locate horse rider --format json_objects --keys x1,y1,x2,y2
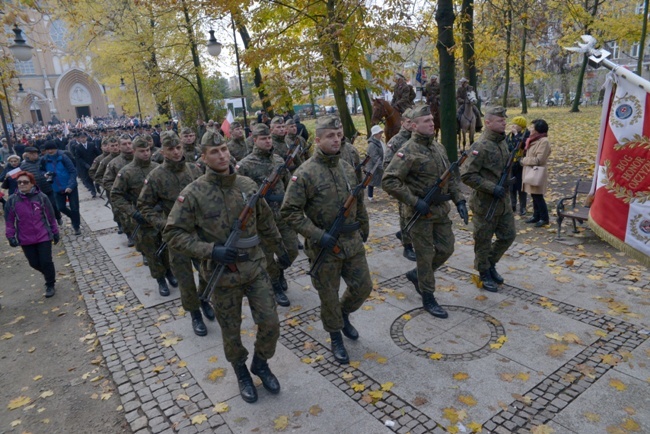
[
  {"x1": 456, "y1": 78, "x2": 483, "y2": 132},
  {"x1": 424, "y1": 76, "x2": 440, "y2": 107},
  {"x1": 391, "y1": 73, "x2": 416, "y2": 115}
]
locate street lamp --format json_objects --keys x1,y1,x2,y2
[
  {"x1": 207, "y1": 30, "x2": 222, "y2": 57},
  {"x1": 119, "y1": 69, "x2": 143, "y2": 123},
  {"x1": 119, "y1": 77, "x2": 126, "y2": 92}
]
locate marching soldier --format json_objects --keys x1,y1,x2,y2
[
  {"x1": 460, "y1": 106, "x2": 516, "y2": 292},
  {"x1": 337, "y1": 129, "x2": 362, "y2": 183},
  {"x1": 281, "y1": 116, "x2": 372, "y2": 365},
  {"x1": 285, "y1": 119, "x2": 307, "y2": 158},
  {"x1": 138, "y1": 133, "x2": 208, "y2": 334},
  {"x1": 391, "y1": 73, "x2": 416, "y2": 114},
  {"x1": 104, "y1": 135, "x2": 135, "y2": 240},
  {"x1": 111, "y1": 136, "x2": 177, "y2": 295},
  {"x1": 227, "y1": 122, "x2": 248, "y2": 162},
  {"x1": 236, "y1": 124, "x2": 297, "y2": 307},
  {"x1": 163, "y1": 136, "x2": 287, "y2": 404},
  {"x1": 382, "y1": 104, "x2": 468, "y2": 319},
  {"x1": 270, "y1": 116, "x2": 302, "y2": 169},
  {"x1": 88, "y1": 138, "x2": 110, "y2": 195}
]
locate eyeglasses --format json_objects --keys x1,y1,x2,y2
[{"x1": 17, "y1": 180, "x2": 32, "y2": 185}]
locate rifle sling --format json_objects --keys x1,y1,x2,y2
[
  {"x1": 234, "y1": 235, "x2": 260, "y2": 249},
  {"x1": 339, "y1": 222, "x2": 360, "y2": 234},
  {"x1": 264, "y1": 193, "x2": 285, "y2": 203}
]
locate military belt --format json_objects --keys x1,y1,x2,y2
[
  {"x1": 234, "y1": 235, "x2": 260, "y2": 249},
  {"x1": 265, "y1": 194, "x2": 284, "y2": 203},
  {"x1": 339, "y1": 222, "x2": 361, "y2": 234}
]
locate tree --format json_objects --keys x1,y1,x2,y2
[{"x1": 436, "y1": 0, "x2": 458, "y2": 162}]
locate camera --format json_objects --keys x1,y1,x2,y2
[{"x1": 45, "y1": 171, "x2": 56, "y2": 183}]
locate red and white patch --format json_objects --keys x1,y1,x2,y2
[
  {"x1": 291, "y1": 175, "x2": 298, "y2": 182},
  {"x1": 117, "y1": 173, "x2": 122, "y2": 177},
  {"x1": 144, "y1": 179, "x2": 148, "y2": 184},
  {"x1": 177, "y1": 195, "x2": 185, "y2": 203},
  {"x1": 235, "y1": 164, "x2": 240, "y2": 170},
  {"x1": 472, "y1": 150, "x2": 479, "y2": 155},
  {"x1": 396, "y1": 152, "x2": 405, "y2": 159}
]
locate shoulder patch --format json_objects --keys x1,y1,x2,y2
[
  {"x1": 235, "y1": 164, "x2": 240, "y2": 170},
  {"x1": 291, "y1": 175, "x2": 298, "y2": 182},
  {"x1": 396, "y1": 152, "x2": 405, "y2": 159},
  {"x1": 144, "y1": 179, "x2": 148, "y2": 184},
  {"x1": 177, "y1": 195, "x2": 185, "y2": 203},
  {"x1": 117, "y1": 173, "x2": 122, "y2": 177},
  {"x1": 472, "y1": 150, "x2": 479, "y2": 155}
]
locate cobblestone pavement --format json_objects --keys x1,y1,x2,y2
[{"x1": 66, "y1": 188, "x2": 650, "y2": 434}]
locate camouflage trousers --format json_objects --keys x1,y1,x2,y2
[
  {"x1": 205, "y1": 265, "x2": 279, "y2": 364},
  {"x1": 170, "y1": 254, "x2": 206, "y2": 312},
  {"x1": 399, "y1": 202, "x2": 412, "y2": 246},
  {"x1": 137, "y1": 227, "x2": 169, "y2": 279},
  {"x1": 310, "y1": 250, "x2": 372, "y2": 333},
  {"x1": 265, "y1": 218, "x2": 299, "y2": 283},
  {"x1": 471, "y1": 211, "x2": 516, "y2": 272},
  {"x1": 410, "y1": 216, "x2": 455, "y2": 294}
]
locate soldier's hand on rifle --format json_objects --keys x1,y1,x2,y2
[
  {"x1": 277, "y1": 250, "x2": 291, "y2": 269},
  {"x1": 318, "y1": 231, "x2": 337, "y2": 250},
  {"x1": 493, "y1": 185, "x2": 506, "y2": 199},
  {"x1": 456, "y1": 200, "x2": 469, "y2": 225},
  {"x1": 212, "y1": 245, "x2": 238, "y2": 264},
  {"x1": 430, "y1": 190, "x2": 452, "y2": 205},
  {"x1": 132, "y1": 211, "x2": 147, "y2": 225},
  {"x1": 361, "y1": 231, "x2": 369, "y2": 243},
  {"x1": 414, "y1": 199, "x2": 431, "y2": 216}
]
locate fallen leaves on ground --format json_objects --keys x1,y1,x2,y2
[
  {"x1": 7, "y1": 396, "x2": 31, "y2": 410},
  {"x1": 191, "y1": 414, "x2": 207, "y2": 425},
  {"x1": 531, "y1": 425, "x2": 555, "y2": 434},
  {"x1": 274, "y1": 415, "x2": 289, "y2": 431},
  {"x1": 309, "y1": 405, "x2": 322, "y2": 416},
  {"x1": 207, "y1": 368, "x2": 225, "y2": 381},
  {"x1": 213, "y1": 402, "x2": 229, "y2": 413},
  {"x1": 609, "y1": 378, "x2": 627, "y2": 391},
  {"x1": 453, "y1": 372, "x2": 470, "y2": 381}
]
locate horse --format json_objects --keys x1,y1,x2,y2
[
  {"x1": 427, "y1": 94, "x2": 441, "y2": 140},
  {"x1": 457, "y1": 90, "x2": 477, "y2": 152},
  {"x1": 371, "y1": 98, "x2": 401, "y2": 143}
]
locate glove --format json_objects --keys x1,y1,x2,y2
[
  {"x1": 456, "y1": 201, "x2": 469, "y2": 225},
  {"x1": 361, "y1": 231, "x2": 369, "y2": 243},
  {"x1": 276, "y1": 250, "x2": 291, "y2": 269},
  {"x1": 132, "y1": 211, "x2": 147, "y2": 225},
  {"x1": 414, "y1": 199, "x2": 431, "y2": 216},
  {"x1": 8, "y1": 237, "x2": 18, "y2": 247},
  {"x1": 53, "y1": 234, "x2": 60, "y2": 245},
  {"x1": 493, "y1": 185, "x2": 506, "y2": 199},
  {"x1": 318, "y1": 231, "x2": 337, "y2": 251},
  {"x1": 430, "y1": 189, "x2": 452, "y2": 205},
  {"x1": 211, "y1": 245, "x2": 238, "y2": 264}
]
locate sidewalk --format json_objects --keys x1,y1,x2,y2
[{"x1": 66, "y1": 188, "x2": 649, "y2": 434}]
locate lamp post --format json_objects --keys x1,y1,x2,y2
[{"x1": 120, "y1": 67, "x2": 143, "y2": 124}]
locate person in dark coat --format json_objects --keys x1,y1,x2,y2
[
  {"x1": 20, "y1": 146, "x2": 62, "y2": 224},
  {"x1": 73, "y1": 133, "x2": 100, "y2": 197}
]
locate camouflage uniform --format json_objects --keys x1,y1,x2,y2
[
  {"x1": 151, "y1": 148, "x2": 164, "y2": 164},
  {"x1": 138, "y1": 157, "x2": 203, "y2": 310},
  {"x1": 228, "y1": 137, "x2": 248, "y2": 162},
  {"x1": 104, "y1": 152, "x2": 134, "y2": 232},
  {"x1": 281, "y1": 146, "x2": 372, "y2": 333},
  {"x1": 339, "y1": 138, "x2": 362, "y2": 183},
  {"x1": 384, "y1": 116, "x2": 413, "y2": 249},
  {"x1": 245, "y1": 135, "x2": 255, "y2": 156},
  {"x1": 383, "y1": 131, "x2": 464, "y2": 294},
  {"x1": 88, "y1": 151, "x2": 109, "y2": 181},
  {"x1": 460, "y1": 108, "x2": 516, "y2": 275},
  {"x1": 391, "y1": 76, "x2": 416, "y2": 114},
  {"x1": 163, "y1": 167, "x2": 284, "y2": 364},
  {"x1": 94, "y1": 151, "x2": 119, "y2": 184},
  {"x1": 111, "y1": 152, "x2": 168, "y2": 278}
]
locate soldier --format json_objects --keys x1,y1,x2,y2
[
  {"x1": 138, "y1": 132, "x2": 209, "y2": 335},
  {"x1": 163, "y1": 136, "x2": 287, "y2": 404},
  {"x1": 424, "y1": 75, "x2": 440, "y2": 107},
  {"x1": 100, "y1": 135, "x2": 131, "y2": 236},
  {"x1": 460, "y1": 106, "x2": 516, "y2": 292},
  {"x1": 337, "y1": 129, "x2": 362, "y2": 183},
  {"x1": 227, "y1": 122, "x2": 248, "y2": 162},
  {"x1": 284, "y1": 119, "x2": 307, "y2": 158},
  {"x1": 236, "y1": 124, "x2": 297, "y2": 307},
  {"x1": 270, "y1": 116, "x2": 302, "y2": 169},
  {"x1": 391, "y1": 73, "x2": 416, "y2": 114},
  {"x1": 281, "y1": 116, "x2": 372, "y2": 365},
  {"x1": 382, "y1": 104, "x2": 468, "y2": 319},
  {"x1": 456, "y1": 78, "x2": 483, "y2": 131},
  {"x1": 88, "y1": 137, "x2": 110, "y2": 194},
  {"x1": 111, "y1": 136, "x2": 177, "y2": 295},
  {"x1": 383, "y1": 109, "x2": 417, "y2": 262}
]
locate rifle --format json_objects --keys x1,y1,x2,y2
[
  {"x1": 155, "y1": 242, "x2": 167, "y2": 259},
  {"x1": 486, "y1": 137, "x2": 523, "y2": 222},
  {"x1": 129, "y1": 223, "x2": 141, "y2": 243},
  {"x1": 404, "y1": 151, "x2": 469, "y2": 234},
  {"x1": 308, "y1": 155, "x2": 378, "y2": 277},
  {"x1": 104, "y1": 197, "x2": 111, "y2": 209}
]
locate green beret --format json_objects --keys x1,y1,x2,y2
[
  {"x1": 284, "y1": 119, "x2": 295, "y2": 126},
  {"x1": 132, "y1": 135, "x2": 149, "y2": 149},
  {"x1": 402, "y1": 108, "x2": 415, "y2": 120},
  {"x1": 270, "y1": 116, "x2": 285, "y2": 125},
  {"x1": 315, "y1": 115, "x2": 342, "y2": 131},
  {"x1": 485, "y1": 106, "x2": 508, "y2": 118},
  {"x1": 180, "y1": 127, "x2": 194, "y2": 135},
  {"x1": 252, "y1": 123, "x2": 270, "y2": 137},
  {"x1": 161, "y1": 131, "x2": 180, "y2": 148},
  {"x1": 230, "y1": 121, "x2": 242, "y2": 129},
  {"x1": 411, "y1": 103, "x2": 431, "y2": 118},
  {"x1": 201, "y1": 130, "x2": 224, "y2": 146}
]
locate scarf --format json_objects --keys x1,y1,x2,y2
[{"x1": 525, "y1": 132, "x2": 547, "y2": 150}]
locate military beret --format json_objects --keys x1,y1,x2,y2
[
  {"x1": 512, "y1": 116, "x2": 527, "y2": 128},
  {"x1": 315, "y1": 115, "x2": 342, "y2": 131},
  {"x1": 230, "y1": 121, "x2": 242, "y2": 129},
  {"x1": 132, "y1": 135, "x2": 149, "y2": 149},
  {"x1": 411, "y1": 103, "x2": 431, "y2": 118},
  {"x1": 396, "y1": 73, "x2": 406, "y2": 80},
  {"x1": 161, "y1": 131, "x2": 181, "y2": 148},
  {"x1": 24, "y1": 146, "x2": 39, "y2": 153},
  {"x1": 252, "y1": 123, "x2": 270, "y2": 137},
  {"x1": 284, "y1": 119, "x2": 295, "y2": 126},
  {"x1": 460, "y1": 77, "x2": 469, "y2": 83},
  {"x1": 402, "y1": 108, "x2": 415, "y2": 120},
  {"x1": 180, "y1": 127, "x2": 194, "y2": 135},
  {"x1": 270, "y1": 116, "x2": 285, "y2": 125},
  {"x1": 485, "y1": 106, "x2": 508, "y2": 118},
  {"x1": 201, "y1": 130, "x2": 224, "y2": 146}
]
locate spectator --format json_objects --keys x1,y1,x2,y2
[
  {"x1": 5, "y1": 171, "x2": 60, "y2": 298},
  {"x1": 1, "y1": 155, "x2": 22, "y2": 197},
  {"x1": 366, "y1": 125, "x2": 385, "y2": 202},
  {"x1": 522, "y1": 119, "x2": 552, "y2": 227},
  {"x1": 42, "y1": 141, "x2": 81, "y2": 235},
  {"x1": 13, "y1": 139, "x2": 26, "y2": 159},
  {"x1": 294, "y1": 115, "x2": 309, "y2": 142},
  {"x1": 20, "y1": 146, "x2": 63, "y2": 225},
  {"x1": 506, "y1": 117, "x2": 530, "y2": 216},
  {"x1": 0, "y1": 138, "x2": 11, "y2": 163}
]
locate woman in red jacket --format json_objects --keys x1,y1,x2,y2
[{"x1": 5, "y1": 171, "x2": 60, "y2": 297}]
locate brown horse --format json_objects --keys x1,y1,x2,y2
[{"x1": 371, "y1": 98, "x2": 401, "y2": 143}]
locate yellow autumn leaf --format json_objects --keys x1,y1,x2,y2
[
  {"x1": 470, "y1": 274, "x2": 483, "y2": 288},
  {"x1": 362, "y1": 305, "x2": 374, "y2": 310},
  {"x1": 208, "y1": 368, "x2": 225, "y2": 381},
  {"x1": 458, "y1": 395, "x2": 477, "y2": 407},
  {"x1": 562, "y1": 333, "x2": 582, "y2": 344},
  {"x1": 213, "y1": 402, "x2": 229, "y2": 413},
  {"x1": 547, "y1": 344, "x2": 568, "y2": 357},
  {"x1": 351, "y1": 383, "x2": 365, "y2": 392},
  {"x1": 555, "y1": 276, "x2": 572, "y2": 283},
  {"x1": 152, "y1": 366, "x2": 165, "y2": 373},
  {"x1": 10, "y1": 420, "x2": 21, "y2": 427},
  {"x1": 285, "y1": 318, "x2": 300, "y2": 327},
  {"x1": 429, "y1": 353, "x2": 443, "y2": 360},
  {"x1": 309, "y1": 405, "x2": 322, "y2": 416},
  {"x1": 620, "y1": 418, "x2": 641, "y2": 431},
  {"x1": 475, "y1": 294, "x2": 488, "y2": 301},
  {"x1": 381, "y1": 381, "x2": 394, "y2": 391},
  {"x1": 178, "y1": 361, "x2": 187, "y2": 368},
  {"x1": 376, "y1": 356, "x2": 388, "y2": 364},
  {"x1": 545, "y1": 332, "x2": 563, "y2": 341},
  {"x1": 7, "y1": 396, "x2": 31, "y2": 410},
  {"x1": 301, "y1": 357, "x2": 314, "y2": 364},
  {"x1": 342, "y1": 372, "x2": 354, "y2": 380},
  {"x1": 593, "y1": 260, "x2": 609, "y2": 267},
  {"x1": 274, "y1": 415, "x2": 289, "y2": 431},
  {"x1": 490, "y1": 342, "x2": 503, "y2": 349},
  {"x1": 33, "y1": 375, "x2": 43, "y2": 381},
  {"x1": 467, "y1": 421, "x2": 483, "y2": 432},
  {"x1": 1, "y1": 332, "x2": 15, "y2": 340},
  {"x1": 100, "y1": 393, "x2": 112, "y2": 400},
  {"x1": 40, "y1": 390, "x2": 54, "y2": 399},
  {"x1": 516, "y1": 372, "x2": 530, "y2": 382},
  {"x1": 496, "y1": 335, "x2": 508, "y2": 344},
  {"x1": 601, "y1": 354, "x2": 621, "y2": 366},
  {"x1": 529, "y1": 324, "x2": 541, "y2": 331},
  {"x1": 162, "y1": 336, "x2": 181, "y2": 347},
  {"x1": 176, "y1": 394, "x2": 190, "y2": 401},
  {"x1": 6, "y1": 315, "x2": 25, "y2": 325},
  {"x1": 191, "y1": 414, "x2": 207, "y2": 425},
  {"x1": 350, "y1": 361, "x2": 360, "y2": 368},
  {"x1": 595, "y1": 330, "x2": 608, "y2": 337},
  {"x1": 609, "y1": 379, "x2": 627, "y2": 391},
  {"x1": 208, "y1": 356, "x2": 218, "y2": 363},
  {"x1": 583, "y1": 412, "x2": 601, "y2": 422},
  {"x1": 531, "y1": 424, "x2": 555, "y2": 434},
  {"x1": 453, "y1": 372, "x2": 470, "y2": 381},
  {"x1": 368, "y1": 390, "x2": 383, "y2": 400}
]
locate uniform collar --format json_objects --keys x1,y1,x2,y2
[
  {"x1": 183, "y1": 143, "x2": 196, "y2": 151},
  {"x1": 412, "y1": 132, "x2": 434, "y2": 146},
  {"x1": 399, "y1": 128, "x2": 411, "y2": 138},
  {"x1": 272, "y1": 134, "x2": 285, "y2": 143},
  {"x1": 134, "y1": 157, "x2": 151, "y2": 168},
  {"x1": 121, "y1": 151, "x2": 134, "y2": 161},
  {"x1": 252, "y1": 146, "x2": 273, "y2": 158},
  {"x1": 314, "y1": 147, "x2": 340, "y2": 168},
  {"x1": 483, "y1": 129, "x2": 506, "y2": 143},
  {"x1": 163, "y1": 156, "x2": 187, "y2": 172},
  {"x1": 205, "y1": 166, "x2": 236, "y2": 187}
]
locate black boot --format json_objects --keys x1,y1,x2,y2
[
  {"x1": 329, "y1": 332, "x2": 349, "y2": 364},
  {"x1": 489, "y1": 265, "x2": 504, "y2": 285},
  {"x1": 405, "y1": 269, "x2": 421, "y2": 295},
  {"x1": 165, "y1": 269, "x2": 178, "y2": 287},
  {"x1": 525, "y1": 215, "x2": 539, "y2": 224},
  {"x1": 342, "y1": 313, "x2": 359, "y2": 340},
  {"x1": 45, "y1": 284, "x2": 56, "y2": 298},
  {"x1": 479, "y1": 271, "x2": 498, "y2": 293},
  {"x1": 422, "y1": 292, "x2": 448, "y2": 318},
  {"x1": 117, "y1": 223, "x2": 123, "y2": 234},
  {"x1": 232, "y1": 361, "x2": 258, "y2": 403},
  {"x1": 510, "y1": 190, "x2": 517, "y2": 212},
  {"x1": 190, "y1": 310, "x2": 207, "y2": 336},
  {"x1": 279, "y1": 269, "x2": 288, "y2": 291},
  {"x1": 250, "y1": 354, "x2": 281, "y2": 394},
  {"x1": 127, "y1": 236, "x2": 135, "y2": 247},
  {"x1": 403, "y1": 244, "x2": 417, "y2": 262},
  {"x1": 157, "y1": 278, "x2": 170, "y2": 296},
  {"x1": 519, "y1": 192, "x2": 527, "y2": 216},
  {"x1": 201, "y1": 300, "x2": 215, "y2": 321},
  {"x1": 395, "y1": 231, "x2": 402, "y2": 241},
  {"x1": 273, "y1": 282, "x2": 290, "y2": 307},
  {"x1": 297, "y1": 241, "x2": 304, "y2": 250},
  {"x1": 143, "y1": 255, "x2": 148, "y2": 266}
]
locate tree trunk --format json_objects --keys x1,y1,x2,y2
[
  {"x1": 436, "y1": 0, "x2": 458, "y2": 162},
  {"x1": 180, "y1": 0, "x2": 209, "y2": 120},
  {"x1": 571, "y1": 53, "x2": 588, "y2": 112},
  {"x1": 148, "y1": 17, "x2": 170, "y2": 117},
  {"x1": 352, "y1": 69, "x2": 372, "y2": 136},
  {"x1": 461, "y1": 0, "x2": 478, "y2": 105},
  {"x1": 519, "y1": 14, "x2": 528, "y2": 114},
  {"x1": 502, "y1": 7, "x2": 512, "y2": 107},
  {"x1": 237, "y1": 22, "x2": 274, "y2": 118},
  {"x1": 637, "y1": 0, "x2": 649, "y2": 76}
]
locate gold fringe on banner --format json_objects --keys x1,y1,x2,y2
[{"x1": 588, "y1": 217, "x2": 650, "y2": 267}]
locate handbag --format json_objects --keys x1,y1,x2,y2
[{"x1": 523, "y1": 165, "x2": 546, "y2": 187}]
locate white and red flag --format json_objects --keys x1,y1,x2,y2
[
  {"x1": 221, "y1": 110, "x2": 234, "y2": 138},
  {"x1": 589, "y1": 71, "x2": 650, "y2": 266}
]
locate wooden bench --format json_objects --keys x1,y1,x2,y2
[{"x1": 556, "y1": 179, "x2": 593, "y2": 238}]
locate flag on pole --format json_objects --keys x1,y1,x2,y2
[
  {"x1": 416, "y1": 58, "x2": 426, "y2": 86},
  {"x1": 221, "y1": 110, "x2": 235, "y2": 138},
  {"x1": 589, "y1": 72, "x2": 650, "y2": 266}
]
